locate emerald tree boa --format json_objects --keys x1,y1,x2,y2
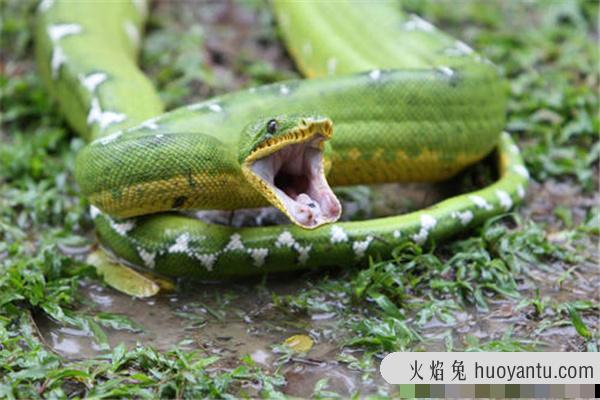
[{"x1": 35, "y1": 0, "x2": 529, "y2": 278}]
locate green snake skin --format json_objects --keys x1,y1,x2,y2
[{"x1": 35, "y1": 0, "x2": 529, "y2": 278}]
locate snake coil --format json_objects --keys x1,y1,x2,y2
[{"x1": 35, "y1": 0, "x2": 528, "y2": 279}]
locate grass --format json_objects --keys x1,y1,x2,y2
[{"x1": 1, "y1": 0, "x2": 598, "y2": 397}]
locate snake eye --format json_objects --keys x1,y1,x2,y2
[{"x1": 267, "y1": 119, "x2": 277, "y2": 134}]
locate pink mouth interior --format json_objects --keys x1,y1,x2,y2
[{"x1": 250, "y1": 136, "x2": 341, "y2": 228}]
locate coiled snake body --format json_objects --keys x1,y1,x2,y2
[{"x1": 35, "y1": 0, "x2": 528, "y2": 278}]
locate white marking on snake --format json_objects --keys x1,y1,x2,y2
[
  {"x1": 89, "y1": 205, "x2": 101, "y2": 219},
  {"x1": 187, "y1": 103, "x2": 203, "y2": 111},
  {"x1": 496, "y1": 190, "x2": 513, "y2": 211},
  {"x1": 38, "y1": 0, "x2": 54, "y2": 12},
  {"x1": 48, "y1": 24, "x2": 83, "y2": 42},
  {"x1": 155, "y1": 134, "x2": 164, "y2": 139},
  {"x1": 475, "y1": 54, "x2": 494, "y2": 65},
  {"x1": 293, "y1": 243, "x2": 312, "y2": 265},
  {"x1": 141, "y1": 118, "x2": 159, "y2": 130},
  {"x1": 517, "y1": 185, "x2": 526, "y2": 199},
  {"x1": 48, "y1": 25, "x2": 82, "y2": 78},
  {"x1": 438, "y1": 66, "x2": 454, "y2": 77},
  {"x1": 393, "y1": 230, "x2": 402, "y2": 239},
  {"x1": 369, "y1": 69, "x2": 381, "y2": 80},
  {"x1": 513, "y1": 165, "x2": 530, "y2": 179},
  {"x1": 188, "y1": 102, "x2": 222, "y2": 112},
  {"x1": 224, "y1": 233, "x2": 244, "y2": 251},
  {"x1": 95, "y1": 130, "x2": 123, "y2": 146},
  {"x1": 197, "y1": 253, "x2": 217, "y2": 271},
  {"x1": 327, "y1": 58, "x2": 337, "y2": 75},
  {"x1": 455, "y1": 40, "x2": 473, "y2": 54},
  {"x1": 411, "y1": 214, "x2": 437, "y2": 244},
  {"x1": 247, "y1": 248, "x2": 269, "y2": 267},
  {"x1": 124, "y1": 21, "x2": 140, "y2": 47},
  {"x1": 352, "y1": 236, "x2": 373, "y2": 259},
  {"x1": 275, "y1": 231, "x2": 295, "y2": 248},
  {"x1": 330, "y1": 226, "x2": 348, "y2": 244},
  {"x1": 168, "y1": 233, "x2": 191, "y2": 254},
  {"x1": 110, "y1": 220, "x2": 135, "y2": 236},
  {"x1": 208, "y1": 103, "x2": 222, "y2": 113},
  {"x1": 51, "y1": 46, "x2": 67, "y2": 78},
  {"x1": 302, "y1": 42, "x2": 312, "y2": 55},
  {"x1": 132, "y1": 0, "x2": 148, "y2": 18},
  {"x1": 80, "y1": 72, "x2": 107, "y2": 92},
  {"x1": 404, "y1": 14, "x2": 435, "y2": 32},
  {"x1": 451, "y1": 210, "x2": 474, "y2": 226},
  {"x1": 138, "y1": 248, "x2": 156, "y2": 269},
  {"x1": 421, "y1": 214, "x2": 437, "y2": 230},
  {"x1": 509, "y1": 144, "x2": 520, "y2": 154},
  {"x1": 87, "y1": 98, "x2": 127, "y2": 130},
  {"x1": 469, "y1": 195, "x2": 493, "y2": 210},
  {"x1": 279, "y1": 85, "x2": 290, "y2": 95},
  {"x1": 445, "y1": 41, "x2": 475, "y2": 57}
]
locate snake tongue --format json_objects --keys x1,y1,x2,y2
[{"x1": 249, "y1": 136, "x2": 341, "y2": 229}]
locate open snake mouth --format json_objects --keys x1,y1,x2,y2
[{"x1": 243, "y1": 118, "x2": 342, "y2": 229}]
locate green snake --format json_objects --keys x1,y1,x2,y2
[{"x1": 35, "y1": 0, "x2": 529, "y2": 279}]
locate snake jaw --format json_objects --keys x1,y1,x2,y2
[{"x1": 243, "y1": 118, "x2": 341, "y2": 229}]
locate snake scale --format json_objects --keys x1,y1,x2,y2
[{"x1": 35, "y1": 0, "x2": 529, "y2": 279}]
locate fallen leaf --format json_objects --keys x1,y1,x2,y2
[
  {"x1": 283, "y1": 334, "x2": 313, "y2": 353},
  {"x1": 87, "y1": 251, "x2": 160, "y2": 298}
]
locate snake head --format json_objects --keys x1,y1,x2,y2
[{"x1": 240, "y1": 115, "x2": 341, "y2": 229}]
